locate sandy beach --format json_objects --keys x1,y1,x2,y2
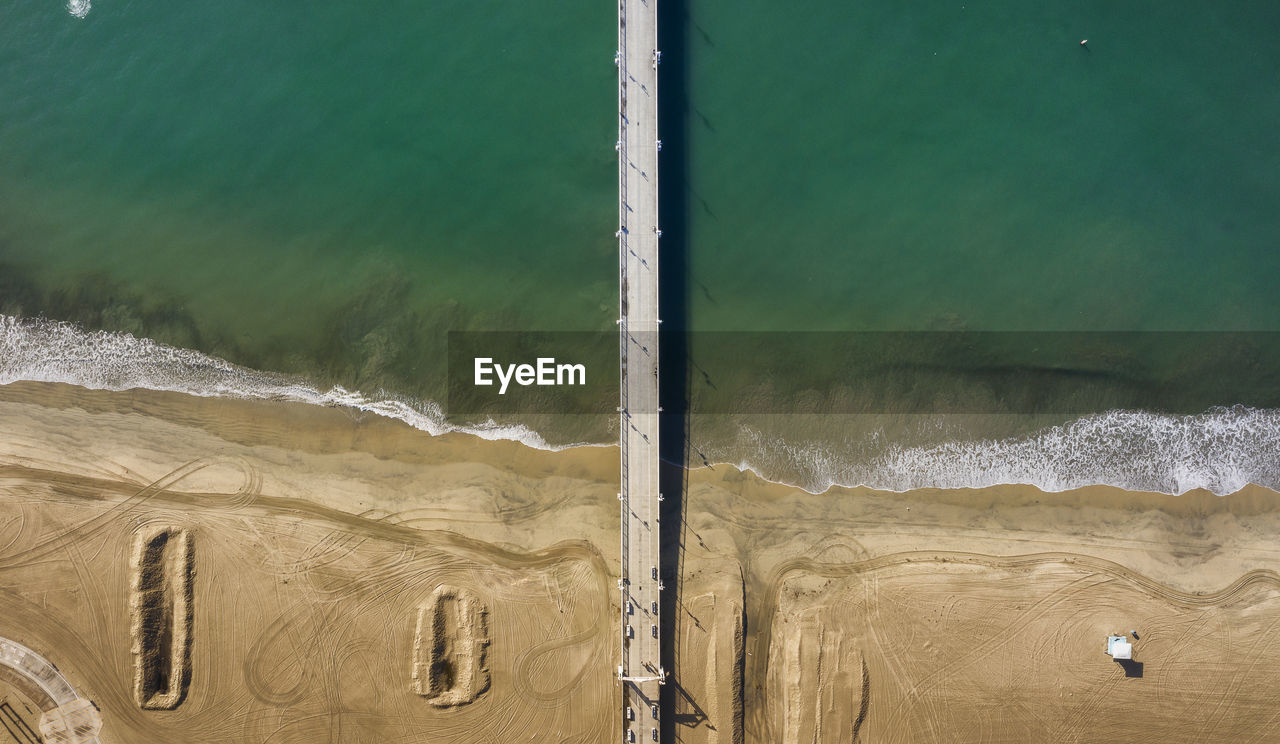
[{"x1": 1, "y1": 380, "x2": 1278, "y2": 742}]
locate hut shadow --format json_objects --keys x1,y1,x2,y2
[{"x1": 1118, "y1": 659, "x2": 1144, "y2": 678}]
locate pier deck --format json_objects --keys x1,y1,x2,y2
[{"x1": 617, "y1": 0, "x2": 663, "y2": 739}]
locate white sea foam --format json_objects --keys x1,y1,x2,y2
[
  {"x1": 3, "y1": 315, "x2": 1276, "y2": 496},
  {"x1": 0, "y1": 315, "x2": 577, "y2": 451},
  {"x1": 67, "y1": 0, "x2": 90, "y2": 19},
  {"x1": 725, "y1": 407, "x2": 1280, "y2": 496}
]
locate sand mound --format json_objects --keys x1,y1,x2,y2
[
  {"x1": 412, "y1": 585, "x2": 491, "y2": 707},
  {"x1": 674, "y1": 566, "x2": 745, "y2": 744},
  {"x1": 130, "y1": 526, "x2": 193, "y2": 710},
  {"x1": 769, "y1": 597, "x2": 863, "y2": 744}
]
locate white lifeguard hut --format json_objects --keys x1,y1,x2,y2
[{"x1": 1106, "y1": 635, "x2": 1133, "y2": 660}]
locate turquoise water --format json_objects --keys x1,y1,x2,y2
[
  {"x1": 0, "y1": 0, "x2": 615, "y2": 394},
  {"x1": 3, "y1": 1, "x2": 1280, "y2": 491},
  {"x1": 680, "y1": 1, "x2": 1280, "y2": 333}
]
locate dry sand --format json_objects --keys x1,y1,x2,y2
[{"x1": 1, "y1": 380, "x2": 1278, "y2": 742}]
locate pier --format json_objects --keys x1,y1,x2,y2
[{"x1": 616, "y1": 0, "x2": 664, "y2": 740}]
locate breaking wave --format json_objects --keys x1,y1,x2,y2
[
  {"x1": 726, "y1": 407, "x2": 1280, "y2": 496},
  {"x1": 4, "y1": 314, "x2": 1277, "y2": 496},
  {"x1": 0, "y1": 315, "x2": 571, "y2": 450}
]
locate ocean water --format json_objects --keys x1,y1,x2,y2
[
  {"x1": 0, "y1": 0, "x2": 616, "y2": 397},
  {"x1": 3, "y1": 1, "x2": 1280, "y2": 494},
  {"x1": 678, "y1": 1, "x2": 1280, "y2": 333},
  {"x1": 668, "y1": 0, "x2": 1280, "y2": 493}
]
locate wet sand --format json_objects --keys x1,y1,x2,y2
[{"x1": 1, "y1": 380, "x2": 1278, "y2": 742}]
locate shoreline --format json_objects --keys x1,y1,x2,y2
[
  {"x1": 4, "y1": 380, "x2": 1279, "y2": 567},
  {"x1": 6, "y1": 315, "x2": 1280, "y2": 497},
  {"x1": 4, "y1": 375, "x2": 1280, "y2": 502}
]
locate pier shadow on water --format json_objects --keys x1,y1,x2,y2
[{"x1": 654, "y1": 0, "x2": 697, "y2": 741}]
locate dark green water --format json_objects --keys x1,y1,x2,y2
[
  {"x1": 3, "y1": 1, "x2": 1280, "y2": 492},
  {"x1": 0, "y1": 0, "x2": 616, "y2": 397},
  {"x1": 680, "y1": 1, "x2": 1280, "y2": 333}
]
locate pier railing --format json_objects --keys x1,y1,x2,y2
[{"x1": 616, "y1": 0, "x2": 632, "y2": 691}]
